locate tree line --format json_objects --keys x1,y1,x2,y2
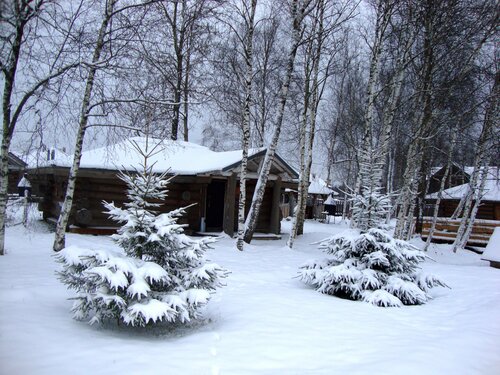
[{"x1": 1, "y1": 0, "x2": 498, "y2": 255}]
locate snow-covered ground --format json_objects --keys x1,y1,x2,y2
[{"x1": 1, "y1": 219, "x2": 499, "y2": 375}]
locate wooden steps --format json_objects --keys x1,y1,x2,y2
[{"x1": 420, "y1": 217, "x2": 500, "y2": 247}]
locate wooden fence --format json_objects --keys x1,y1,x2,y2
[{"x1": 420, "y1": 217, "x2": 500, "y2": 246}]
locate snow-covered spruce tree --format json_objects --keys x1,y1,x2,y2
[
  {"x1": 56, "y1": 141, "x2": 227, "y2": 326},
  {"x1": 350, "y1": 149, "x2": 391, "y2": 232},
  {"x1": 299, "y1": 148, "x2": 447, "y2": 307},
  {"x1": 299, "y1": 228, "x2": 448, "y2": 307}
]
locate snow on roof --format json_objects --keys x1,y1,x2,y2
[
  {"x1": 430, "y1": 164, "x2": 499, "y2": 179},
  {"x1": 426, "y1": 178, "x2": 500, "y2": 202},
  {"x1": 29, "y1": 137, "x2": 270, "y2": 176},
  {"x1": 308, "y1": 177, "x2": 334, "y2": 195},
  {"x1": 25, "y1": 147, "x2": 73, "y2": 169},
  {"x1": 481, "y1": 227, "x2": 500, "y2": 263},
  {"x1": 463, "y1": 166, "x2": 499, "y2": 179}
]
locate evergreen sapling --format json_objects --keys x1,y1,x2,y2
[{"x1": 57, "y1": 139, "x2": 227, "y2": 325}]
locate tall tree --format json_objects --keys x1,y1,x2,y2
[
  {"x1": 243, "y1": 0, "x2": 314, "y2": 243},
  {"x1": 0, "y1": 0, "x2": 80, "y2": 255},
  {"x1": 236, "y1": 0, "x2": 257, "y2": 251},
  {"x1": 53, "y1": 0, "x2": 160, "y2": 251},
  {"x1": 452, "y1": 69, "x2": 498, "y2": 252}
]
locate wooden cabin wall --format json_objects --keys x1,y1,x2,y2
[
  {"x1": 31, "y1": 169, "x2": 288, "y2": 235},
  {"x1": 71, "y1": 176, "x2": 204, "y2": 231},
  {"x1": 8, "y1": 170, "x2": 23, "y2": 194},
  {"x1": 236, "y1": 180, "x2": 274, "y2": 233},
  {"x1": 426, "y1": 199, "x2": 499, "y2": 220},
  {"x1": 32, "y1": 171, "x2": 203, "y2": 232}
]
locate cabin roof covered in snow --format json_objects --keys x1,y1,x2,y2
[
  {"x1": 8, "y1": 152, "x2": 27, "y2": 170},
  {"x1": 308, "y1": 178, "x2": 335, "y2": 195},
  {"x1": 426, "y1": 178, "x2": 500, "y2": 202},
  {"x1": 27, "y1": 137, "x2": 299, "y2": 180},
  {"x1": 430, "y1": 164, "x2": 499, "y2": 179}
]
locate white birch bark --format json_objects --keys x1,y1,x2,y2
[
  {"x1": 297, "y1": 0, "x2": 326, "y2": 239},
  {"x1": 236, "y1": 0, "x2": 257, "y2": 252},
  {"x1": 53, "y1": 0, "x2": 118, "y2": 251},
  {"x1": 453, "y1": 166, "x2": 489, "y2": 251},
  {"x1": 0, "y1": 2, "x2": 78, "y2": 255},
  {"x1": 287, "y1": 76, "x2": 309, "y2": 248},
  {"x1": 243, "y1": 0, "x2": 310, "y2": 243},
  {"x1": 423, "y1": 130, "x2": 457, "y2": 251},
  {"x1": 394, "y1": 3, "x2": 435, "y2": 239},
  {"x1": 451, "y1": 193, "x2": 467, "y2": 219},
  {"x1": 452, "y1": 70, "x2": 498, "y2": 252}
]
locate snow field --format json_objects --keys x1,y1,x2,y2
[{"x1": 1, "y1": 220, "x2": 500, "y2": 374}]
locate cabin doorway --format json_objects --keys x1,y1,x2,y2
[{"x1": 205, "y1": 180, "x2": 226, "y2": 231}]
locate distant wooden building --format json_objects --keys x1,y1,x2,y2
[
  {"x1": 306, "y1": 177, "x2": 335, "y2": 220},
  {"x1": 422, "y1": 166, "x2": 500, "y2": 246},
  {"x1": 425, "y1": 167, "x2": 500, "y2": 221},
  {"x1": 427, "y1": 164, "x2": 471, "y2": 194},
  {"x1": 7, "y1": 152, "x2": 27, "y2": 194},
  {"x1": 28, "y1": 138, "x2": 298, "y2": 237}
]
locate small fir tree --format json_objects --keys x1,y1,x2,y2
[
  {"x1": 57, "y1": 139, "x2": 227, "y2": 326},
  {"x1": 299, "y1": 228, "x2": 448, "y2": 307}
]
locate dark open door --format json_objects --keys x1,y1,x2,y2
[{"x1": 205, "y1": 180, "x2": 226, "y2": 231}]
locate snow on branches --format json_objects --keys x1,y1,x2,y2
[
  {"x1": 56, "y1": 143, "x2": 227, "y2": 326},
  {"x1": 299, "y1": 228, "x2": 448, "y2": 307}
]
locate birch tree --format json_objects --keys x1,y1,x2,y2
[
  {"x1": 0, "y1": 0, "x2": 82, "y2": 255},
  {"x1": 236, "y1": 0, "x2": 257, "y2": 251},
  {"x1": 452, "y1": 69, "x2": 498, "y2": 252},
  {"x1": 53, "y1": 0, "x2": 159, "y2": 251},
  {"x1": 394, "y1": 0, "x2": 497, "y2": 240},
  {"x1": 423, "y1": 128, "x2": 457, "y2": 251},
  {"x1": 289, "y1": 0, "x2": 352, "y2": 247},
  {"x1": 243, "y1": 0, "x2": 314, "y2": 243}
]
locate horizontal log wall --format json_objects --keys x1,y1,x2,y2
[
  {"x1": 421, "y1": 217, "x2": 500, "y2": 246},
  {"x1": 31, "y1": 168, "x2": 285, "y2": 235}
]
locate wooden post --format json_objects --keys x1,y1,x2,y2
[
  {"x1": 270, "y1": 177, "x2": 282, "y2": 234},
  {"x1": 223, "y1": 174, "x2": 237, "y2": 237}
]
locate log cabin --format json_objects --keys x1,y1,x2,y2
[
  {"x1": 422, "y1": 167, "x2": 500, "y2": 246},
  {"x1": 27, "y1": 137, "x2": 298, "y2": 237}
]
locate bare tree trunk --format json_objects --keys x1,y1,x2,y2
[
  {"x1": 424, "y1": 130, "x2": 457, "y2": 251},
  {"x1": 298, "y1": 0, "x2": 326, "y2": 239},
  {"x1": 0, "y1": 1, "x2": 78, "y2": 255},
  {"x1": 287, "y1": 66, "x2": 310, "y2": 248},
  {"x1": 395, "y1": 0, "x2": 435, "y2": 239},
  {"x1": 169, "y1": 0, "x2": 186, "y2": 141},
  {"x1": 451, "y1": 193, "x2": 467, "y2": 219},
  {"x1": 182, "y1": 48, "x2": 191, "y2": 142},
  {"x1": 53, "y1": 0, "x2": 117, "y2": 251},
  {"x1": 454, "y1": 166, "x2": 489, "y2": 251},
  {"x1": 452, "y1": 70, "x2": 498, "y2": 252},
  {"x1": 243, "y1": 0, "x2": 310, "y2": 243},
  {"x1": 236, "y1": 0, "x2": 257, "y2": 251}
]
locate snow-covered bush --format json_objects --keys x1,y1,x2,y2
[
  {"x1": 57, "y1": 152, "x2": 227, "y2": 326},
  {"x1": 299, "y1": 228, "x2": 448, "y2": 307}
]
